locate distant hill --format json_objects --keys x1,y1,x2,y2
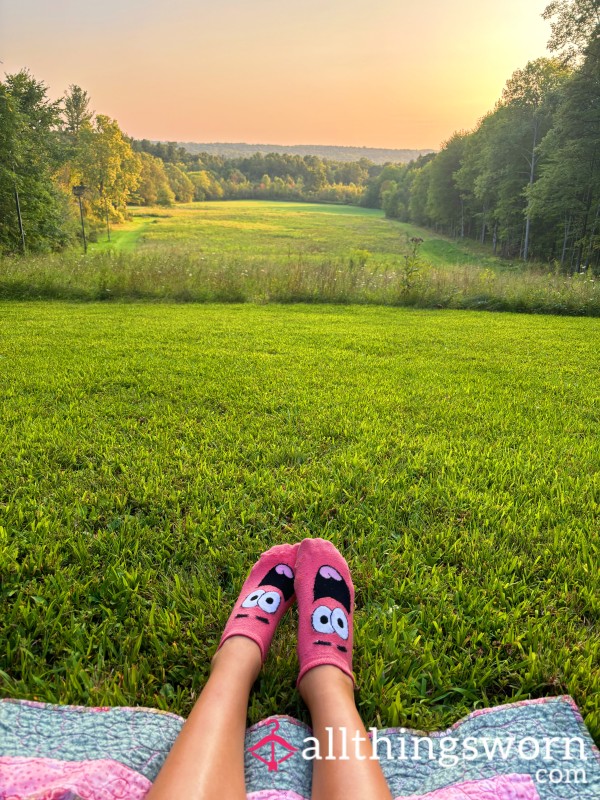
[{"x1": 172, "y1": 141, "x2": 435, "y2": 165}]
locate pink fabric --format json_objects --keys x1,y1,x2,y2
[
  {"x1": 247, "y1": 793, "x2": 308, "y2": 800},
  {"x1": 0, "y1": 760, "x2": 541, "y2": 800},
  {"x1": 393, "y1": 773, "x2": 540, "y2": 800},
  {"x1": 0, "y1": 756, "x2": 151, "y2": 800},
  {"x1": 218, "y1": 544, "x2": 299, "y2": 662},
  {"x1": 295, "y1": 538, "x2": 355, "y2": 686},
  {"x1": 245, "y1": 774, "x2": 540, "y2": 800}
]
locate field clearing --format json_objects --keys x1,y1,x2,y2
[
  {"x1": 3, "y1": 201, "x2": 598, "y2": 314},
  {"x1": 1, "y1": 302, "x2": 598, "y2": 741},
  {"x1": 95, "y1": 202, "x2": 473, "y2": 267}
]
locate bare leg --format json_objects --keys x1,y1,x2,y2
[
  {"x1": 146, "y1": 636, "x2": 261, "y2": 800},
  {"x1": 299, "y1": 665, "x2": 393, "y2": 800}
]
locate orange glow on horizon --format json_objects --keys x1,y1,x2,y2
[{"x1": 1, "y1": 0, "x2": 551, "y2": 150}]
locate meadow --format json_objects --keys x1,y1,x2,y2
[
  {"x1": 1, "y1": 302, "x2": 599, "y2": 741},
  {"x1": 1, "y1": 201, "x2": 598, "y2": 315}
]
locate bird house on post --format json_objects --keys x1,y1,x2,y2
[{"x1": 72, "y1": 184, "x2": 87, "y2": 254}]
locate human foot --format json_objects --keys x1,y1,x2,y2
[
  {"x1": 217, "y1": 543, "x2": 298, "y2": 662},
  {"x1": 294, "y1": 538, "x2": 355, "y2": 686}
]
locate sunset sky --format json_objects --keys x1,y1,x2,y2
[{"x1": 1, "y1": 0, "x2": 552, "y2": 150}]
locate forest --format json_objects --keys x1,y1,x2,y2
[
  {"x1": 0, "y1": 0, "x2": 598, "y2": 272},
  {"x1": 371, "y1": 42, "x2": 599, "y2": 271}
]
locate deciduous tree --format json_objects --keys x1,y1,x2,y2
[
  {"x1": 62, "y1": 85, "x2": 93, "y2": 139},
  {"x1": 0, "y1": 71, "x2": 72, "y2": 253},
  {"x1": 74, "y1": 114, "x2": 141, "y2": 221},
  {"x1": 543, "y1": 0, "x2": 600, "y2": 62}
]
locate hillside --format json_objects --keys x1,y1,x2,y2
[{"x1": 171, "y1": 141, "x2": 435, "y2": 164}]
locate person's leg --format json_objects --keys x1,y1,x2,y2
[
  {"x1": 294, "y1": 538, "x2": 392, "y2": 800},
  {"x1": 146, "y1": 636, "x2": 261, "y2": 800},
  {"x1": 299, "y1": 666, "x2": 393, "y2": 800},
  {"x1": 147, "y1": 543, "x2": 298, "y2": 800},
  {"x1": 298, "y1": 665, "x2": 392, "y2": 800}
]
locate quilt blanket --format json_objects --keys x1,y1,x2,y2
[{"x1": 1, "y1": 695, "x2": 599, "y2": 799}]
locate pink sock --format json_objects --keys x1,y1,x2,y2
[
  {"x1": 295, "y1": 538, "x2": 355, "y2": 686},
  {"x1": 218, "y1": 543, "x2": 298, "y2": 662}
]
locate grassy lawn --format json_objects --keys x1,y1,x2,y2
[{"x1": 1, "y1": 302, "x2": 598, "y2": 742}]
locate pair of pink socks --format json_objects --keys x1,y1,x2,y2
[{"x1": 218, "y1": 538, "x2": 355, "y2": 685}]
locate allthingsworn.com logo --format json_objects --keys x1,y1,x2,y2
[{"x1": 247, "y1": 724, "x2": 589, "y2": 785}]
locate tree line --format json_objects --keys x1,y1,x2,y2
[
  {"x1": 176, "y1": 141, "x2": 433, "y2": 164},
  {"x1": 365, "y1": 1, "x2": 600, "y2": 272},
  {"x1": 132, "y1": 141, "x2": 378, "y2": 204}
]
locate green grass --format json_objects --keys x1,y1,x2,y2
[
  {"x1": 88, "y1": 216, "x2": 149, "y2": 254},
  {"x1": 1, "y1": 302, "x2": 598, "y2": 742},
  {"x1": 4, "y1": 201, "x2": 598, "y2": 314},
  {"x1": 90, "y1": 201, "x2": 503, "y2": 269},
  {"x1": 117, "y1": 202, "x2": 407, "y2": 262}
]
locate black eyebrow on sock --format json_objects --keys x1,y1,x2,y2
[
  {"x1": 256, "y1": 616, "x2": 270, "y2": 624},
  {"x1": 314, "y1": 640, "x2": 332, "y2": 646},
  {"x1": 235, "y1": 613, "x2": 249, "y2": 619},
  {"x1": 337, "y1": 645, "x2": 347, "y2": 652}
]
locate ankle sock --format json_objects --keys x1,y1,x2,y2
[
  {"x1": 294, "y1": 538, "x2": 355, "y2": 686},
  {"x1": 218, "y1": 543, "x2": 298, "y2": 662}
]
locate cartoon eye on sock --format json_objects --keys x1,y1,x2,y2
[
  {"x1": 241, "y1": 589, "x2": 281, "y2": 613},
  {"x1": 310, "y1": 565, "x2": 351, "y2": 650},
  {"x1": 236, "y1": 563, "x2": 294, "y2": 623},
  {"x1": 312, "y1": 605, "x2": 349, "y2": 639}
]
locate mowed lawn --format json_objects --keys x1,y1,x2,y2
[{"x1": 1, "y1": 302, "x2": 599, "y2": 741}]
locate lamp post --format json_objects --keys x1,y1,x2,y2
[{"x1": 72, "y1": 184, "x2": 87, "y2": 254}]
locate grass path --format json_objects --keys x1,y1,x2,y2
[
  {"x1": 1, "y1": 302, "x2": 598, "y2": 740},
  {"x1": 89, "y1": 215, "x2": 150, "y2": 253}
]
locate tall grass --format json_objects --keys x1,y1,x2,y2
[{"x1": 1, "y1": 247, "x2": 599, "y2": 315}]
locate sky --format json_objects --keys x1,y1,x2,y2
[{"x1": 1, "y1": 0, "x2": 552, "y2": 150}]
